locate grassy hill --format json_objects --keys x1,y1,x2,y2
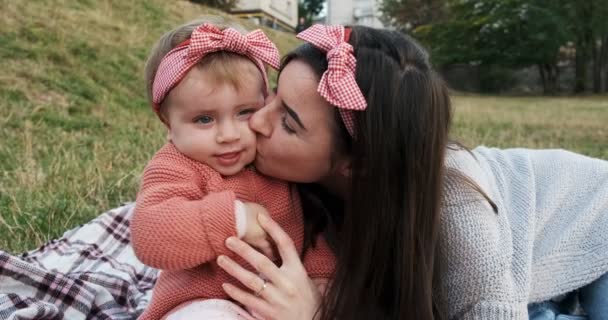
[
  {"x1": 0, "y1": 0, "x2": 299, "y2": 252},
  {"x1": 1, "y1": 0, "x2": 607, "y2": 253}
]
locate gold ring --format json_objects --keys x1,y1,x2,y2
[{"x1": 255, "y1": 279, "x2": 267, "y2": 297}]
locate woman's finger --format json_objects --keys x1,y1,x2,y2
[
  {"x1": 222, "y1": 283, "x2": 274, "y2": 319},
  {"x1": 257, "y1": 214, "x2": 300, "y2": 264},
  {"x1": 217, "y1": 255, "x2": 268, "y2": 293},
  {"x1": 223, "y1": 237, "x2": 291, "y2": 290},
  {"x1": 218, "y1": 255, "x2": 288, "y2": 306}
]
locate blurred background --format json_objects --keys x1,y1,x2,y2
[{"x1": 0, "y1": 0, "x2": 606, "y2": 253}]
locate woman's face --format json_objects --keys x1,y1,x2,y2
[{"x1": 249, "y1": 60, "x2": 336, "y2": 183}]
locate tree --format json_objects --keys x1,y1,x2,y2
[
  {"x1": 602, "y1": 34, "x2": 608, "y2": 92},
  {"x1": 554, "y1": 0, "x2": 608, "y2": 93},
  {"x1": 589, "y1": 1, "x2": 608, "y2": 93},
  {"x1": 569, "y1": 0, "x2": 594, "y2": 93},
  {"x1": 380, "y1": 0, "x2": 447, "y2": 31},
  {"x1": 299, "y1": 0, "x2": 325, "y2": 24},
  {"x1": 406, "y1": 0, "x2": 570, "y2": 94}
]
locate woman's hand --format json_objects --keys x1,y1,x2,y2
[{"x1": 217, "y1": 214, "x2": 323, "y2": 320}]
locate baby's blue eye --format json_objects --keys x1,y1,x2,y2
[{"x1": 195, "y1": 116, "x2": 213, "y2": 124}]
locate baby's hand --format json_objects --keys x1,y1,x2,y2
[
  {"x1": 311, "y1": 278, "x2": 330, "y2": 295},
  {"x1": 242, "y1": 202, "x2": 276, "y2": 261}
]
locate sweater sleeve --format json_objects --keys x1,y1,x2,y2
[
  {"x1": 131, "y1": 151, "x2": 238, "y2": 271},
  {"x1": 438, "y1": 151, "x2": 528, "y2": 320}
]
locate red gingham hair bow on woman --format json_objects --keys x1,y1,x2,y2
[
  {"x1": 297, "y1": 24, "x2": 367, "y2": 137},
  {"x1": 152, "y1": 23, "x2": 281, "y2": 112}
]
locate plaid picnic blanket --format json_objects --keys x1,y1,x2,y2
[{"x1": 0, "y1": 203, "x2": 158, "y2": 320}]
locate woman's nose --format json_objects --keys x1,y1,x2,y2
[{"x1": 250, "y1": 103, "x2": 273, "y2": 138}]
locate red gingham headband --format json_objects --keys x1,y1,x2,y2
[
  {"x1": 296, "y1": 24, "x2": 367, "y2": 137},
  {"x1": 152, "y1": 23, "x2": 281, "y2": 112}
]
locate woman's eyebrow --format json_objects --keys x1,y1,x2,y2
[{"x1": 282, "y1": 102, "x2": 307, "y2": 130}]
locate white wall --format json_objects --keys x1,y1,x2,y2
[
  {"x1": 327, "y1": 0, "x2": 385, "y2": 28},
  {"x1": 235, "y1": 0, "x2": 260, "y2": 11},
  {"x1": 234, "y1": 0, "x2": 298, "y2": 28},
  {"x1": 265, "y1": 0, "x2": 297, "y2": 28},
  {"x1": 327, "y1": 0, "x2": 354, "y2": 25}
]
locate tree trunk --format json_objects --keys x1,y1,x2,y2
[
  {"x1": 574, "y1": 0, "x2": 594, "y2": 93},
  {"x1": 593, "y1": 39, "x2": 601, "y2": 93},
  {"x1": 550, "y1": 63, "x2": 560, "y2": 94},
  {"x1": 539, "y1": 63, "x2": 559, "y2": 95},
  {"x1": 575, "y1": 40, "x2": 589, "y2": 93},
  {"x1": 602, "y1": 35, "x2": 608, "y2": 92},
  {"x1": 538, "y1": 63, "x2": 547, "y2": 93}
]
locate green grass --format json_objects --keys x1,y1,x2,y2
[
  {"x1": 1, "y1": 1, "x2": 607, "y2": 253},
  {"x1": 0, "y1": 0, "x2": 299, "y2": 253},
  {"x1": 451, "y1": 95, "x2": 608, "y2": 159}
]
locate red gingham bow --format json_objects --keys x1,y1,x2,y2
[
  {"x1": 297, "y1": 24, "x2": 367, "y2": 137},
  {"x1": 152, "y1": 23, "x2": 280, "y2": 109}
]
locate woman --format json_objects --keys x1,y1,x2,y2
[{"x1": 216, "y1": 25, "x2": 608, "y2": 319}]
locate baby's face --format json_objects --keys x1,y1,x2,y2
[{"x1": 164, "y1": 66, "x2": 264, "y2": 176}]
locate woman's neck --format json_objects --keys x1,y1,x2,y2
[{"x1": 319, "y1": 171, "x2": 349, "y2": 201}]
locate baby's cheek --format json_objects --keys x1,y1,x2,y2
[
  {"x1": 240, "y1": 124, "x2": 256, "y2": 144},
  {"x1": 241, "y1": 127, "x2": 257, "y2": 161}
]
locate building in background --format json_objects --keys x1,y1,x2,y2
[
  {"x1": 326, "y1": 0, "x2": 385, "y2": 28},
  {"x1": 231, "y1": 0, "x2": 298, "y2": 32}
]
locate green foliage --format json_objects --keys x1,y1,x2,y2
[
  {"x1": 478, "y1": 65, "x2": 517, "y2": 93},
  {"x1": 380, "y1": 0, "x2": 447, "y2": 31},
  {"x1": 383, "y1": 0, "x2": 608, "y2": 93},
  {"x1": 298, "y1": 0, "x2": 325, "y2": 23},
  {"x1": 414, "y1": 0, "x2": 570, "y2": 68}
]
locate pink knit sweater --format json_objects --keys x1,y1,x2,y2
[{"x1": 131, "y1": 143, "x2": 335, "y2": 320}]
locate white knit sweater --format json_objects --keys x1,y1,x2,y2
[{"x1": 438, "y1": 146, "x2": 608, "y2": 320}]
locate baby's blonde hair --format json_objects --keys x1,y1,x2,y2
[{"x1": 144, "y1": 16, "x2": 262, "y2": 119}]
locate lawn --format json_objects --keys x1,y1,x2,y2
[
  {"x1": 452, "y1": 94, "x2": 607, "y2": 159},
  {"x1": 1, "y1": 0, "x2": 607, "y2": 253}
]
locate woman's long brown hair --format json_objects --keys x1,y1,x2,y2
[{"x1": 286, "y1": 26, "x2": 452, "y2": 319}]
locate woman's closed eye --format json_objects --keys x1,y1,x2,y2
[
  {"x1": 280, "y1": 103, "x2": 305, "y2": 135},
  {"x1": 281, "y1": 114, "x2": 296, "y2": 134}
]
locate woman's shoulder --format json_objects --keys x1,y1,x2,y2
[
  {"x1": 444, "y1": 145, "x2": 545, "y2": 193},
  {"x1": 444, "y1": 145, "x2": 496, "y2": 193},
  {"x1": 442, "y1": 146, "x2": 506, "y2": 233},
  {"x1": 444, "y1": 145, "x2": 480, "y2": 171},
  {"x1": 451, "y1": 146, "x2": 608, "y2": 195}
]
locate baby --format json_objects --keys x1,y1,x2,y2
[{"x1": 131, "y1": 17, "x2": 335, "y2": 320}]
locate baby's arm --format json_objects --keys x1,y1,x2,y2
[{"x1": 131, "y1": 149, "x2": 238, "y2": 271}]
